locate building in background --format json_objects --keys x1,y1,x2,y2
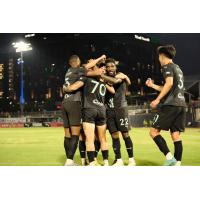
[
  {"x1": 8, "y1": 58, "x2": 15, "y2": 99},
  {"x1": 0, "y1": 64, "x2": 4, "y2": 99},
  {"x1": 0, "y1": 33, "x2": 162, "y2": 112}
]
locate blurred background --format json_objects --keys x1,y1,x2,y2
[{"x1": 0, "y1": 33, "x2": 199, "y2": 127}]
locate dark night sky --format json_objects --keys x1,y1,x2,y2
[
  {"x1": 147, "y1": 33, "x2": 200, "y2": 76},
  {"x1": 1, "y1": 33, "x2": 200, "y2": 76}
]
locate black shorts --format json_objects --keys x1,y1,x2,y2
[
  {"x1": 82, "y1": 108, "x2": 106, "y2": 126},
  {"x1": 152, "y1": 105, "x2": 186, "y2": 132},
  {"x1": 106, "y1": 107, "x2": 130, "y2": 134},
  {"x1": 61, "y1": 101, "x2": 82, "y2": 128}
]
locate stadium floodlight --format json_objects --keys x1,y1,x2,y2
[
  {"x1": 12, "y1": 41, "x2": 32, "y2": 116},
  {"x1": 12, "y1": 41, "x2": 32, "y2": 53}
]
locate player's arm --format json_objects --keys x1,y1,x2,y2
[
  {"x1": 115, "y1": 72, "x2": 131, "y2": 85},
  {"x1": 101, "y1": 74, "x2": 122, "y2": 85},
  {"x1": 150, "y1": 77, "x2": 173, "y2": 108},
  {"x1": 105, "y1": 84, "x2": 115, "y2": 94},
  {"x1": 146, "y1": 78, "x2": 163, "y2": 91},
  {"x1": 156, "y1": 77, "x2": 173, "y2": 101},
  {"x1": 63, "y1": 81, "x2": 84, "y2": 93},
  {"x1": 85, "y1": 67, "x2": 104, "y2": 77},
  {"x1": 83, "y1": 55, "x2": 106, "y2": 70}
]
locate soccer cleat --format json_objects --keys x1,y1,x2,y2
[
  {"x1": 103, "y1": 160, "x2": 109, "y2": 166},
  {"x1": 88, "y1": 161, "x2": 100, "y2": 166},
  {"x1": 128, "y1": 158, "x2": 136, "y2": 166},
  {"x1": 175, "y1": 161, "x2": 181, "y2": 166},
  {"x1": 112, "y1": 159, "x2": 124, "y2": 166},
  {"x1": 81, "y1": 158, "x2": 89, "y2": 166},
  {"x1": 164, "y1": 157, "x2": 177, "y2": 166},
  {"x1": 64, "y1": 159, "x2": 79, "y2": 166}
]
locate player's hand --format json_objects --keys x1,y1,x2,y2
[
  {"x1": 145, "y1": 78, "x2": 153, "y2": 88},
  {"x1": 115, "y1": 72, "x2": 127, "y2": 80},
  {"x1": 63, "y1": 84, "x2": 68, "y2": 92},
  {"x1": 150, "y1": 99, "x2": 160, "y2": 109},
  {"x1": 100, "y1": 55, "x2": 106, "y2": 60}
]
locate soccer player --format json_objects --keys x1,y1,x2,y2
[
  {"x1": 64, "y1": 63, "x2": 118, "y2": 166},
  {"x1": 105, "y1": 58, "x2": 136, "y2": 166},
  {"x1": 62, "y1": 55, "x2": 106, "y2": 166},
  {"x1": 145, "y1": 45, "x2": 186, "y2": 166}
]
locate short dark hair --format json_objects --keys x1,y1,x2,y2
[
  {"x1": 157, "y1": 45, "x2": 176, "y2": 59},
  {"x1": 69, "y1": 55, "x2": 80, "y2": 62},
  {"x1": 105, "y1": 58, "x2": 116, "y2": 65},
  {"x1": 97, "y1": 62, "x2": 106, "y2": 68}
]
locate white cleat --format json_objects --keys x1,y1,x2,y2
[
  {"x1": 128, "y1": 158, "x2": 136, "y2": 166},
  {"x1": 64, "y1": 159, "x2": 78, "y2": 166},
  {"x1": 89, "y1": 161, "x2": 97, "y2": 166},
  {"x1": 112, "y1": 159, "x2": 124, "y2": 166},
  {"x1": 175, "y1": 161, "x2": 181, "y2": 166},
  {"x1": 103, "y1": 160, "x2": 109, "y2": 166}
]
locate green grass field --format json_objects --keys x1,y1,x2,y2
[{"x1": 0, "y1": 127, "x2": 200, "y2": 166}]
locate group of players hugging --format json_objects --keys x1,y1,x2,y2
[{"x1": 61, "y1": 45, "x2": 186, "y2": 166}]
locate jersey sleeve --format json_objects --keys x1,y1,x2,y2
[
  {"x1": 162, "y1": 66, "x2": 174, "y2": 79},
  {"x1": 78, "y1": 76, "x2": 87, "y2": 83},
  {"x1": 79, "y1": 66, "x2": 87, "y2": 76}
]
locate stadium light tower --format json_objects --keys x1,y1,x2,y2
[{"x1": 12, "y1": 41, "x2": 32, "y2": 116}]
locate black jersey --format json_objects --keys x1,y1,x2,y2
[
  {"x1": 106, "y1": 80, "x2": 127, "y2": 109},
  {"x1": 162, "y1": 63, "x2": 186, "y2": 107},
  {"x1": 63, "y1": 66, "x2": 85, "y2": 102},
  {"x1": 79, "y1": 76, "x2": 107, "y2": 109}
]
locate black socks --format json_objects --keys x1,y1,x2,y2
[
  {"x1": 102, "y1": 150, "x2": 108, "y2": 160},
  {"x1": 112, "y1": 138, "x2": 121, "y2": 159},
  {"x1": 87, "y1": 151, "x2": 95, "y2": 163},
  {"x1": 68, "y1": 135, "x2": 79, "y2": 160},
  {"x1": 153, "y1": 135, "x2": 170, "y2": 156},
  {"x1": 94, "y1": 139, "x2": 101, "y2": 158},
  {"x1": 64, "y1": 137, "x2": 71, "y2": 157},
  {"x1": 174, "y1": 141, "x2": 183, "y2": 161},
  {"x1": 123, "y1": 136, "x2": 134, "y2": 158},
  {"x1": 79, "y1": 140, "x2": 86, "y2": 159}
]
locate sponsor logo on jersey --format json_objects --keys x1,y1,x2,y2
[
  {"x1": 64, "y1": 93, "x2": 72, "y2": 99},
  {"x1": 178, "y1": 93, "x2": 185, "y2": 99},
  {"x1": 93, "y1": 99, "x2": 104, "y2": 106}
]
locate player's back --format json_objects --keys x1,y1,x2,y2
[
  {"x1": 63, "y1": 67, "x2": 85, "y2": 101},
  {"x1": 162, "y1": 63, "x2": 186, "y2": 107},
  {"x1": 81, "y1": 77, "x2": 107, "y2": 109}
]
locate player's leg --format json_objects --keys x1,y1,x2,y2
[
  {"x1": 116, "y1": 108, "x2": 135, "y2": 166},
  {"x1": 94, "y1": 131, "x2": 101, "y2": 164},
  {"x1": 96, "y1": 124, "x2": 109, "y2": 166},
  {"x1": 67, "y1": 125, "x2": 81, "y2": 164},
  {"x1": 171, "y1": 132, "x2": 182, "y2": 166},
  {"x1": 170, "y1": 107, "x2": 186, "y2": 166},
  {"x1": 106, "y1": 109, "x2": 123, "y2": 165},
  {"x1": 65, "y1": 102, "x2": 82, "y2": 166},
  {"x1": 79, "y1": 129, "x2": 87, "y2": 166},
  {"x1": 151, "y1": 106, "x2": 177, "y2": 166},
  {"x1": 111, "y1": 131, "x2": 123, "y2": 166},
  {"x1": 150, "y1": 127, "x2": 176, "y2": 166},
  {"x1": 64, "y1": 128, "x2": 71, "y2": 157},
  {"x1": 121, "y1": 131, "x2": 136, "y2": 166},
  {"x1": 83, "y1": 122, "x2": 96, "y2": 166},
  {"x1": 61, "y1": 102, "x2": 71, "y2": 165}
]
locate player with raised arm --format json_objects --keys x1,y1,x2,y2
[
  {"x1": 64, "y1": 62, "x2": 119, "y2": 166},
  {"x1": 105, "y1": 58, "x2": 136, "y2": 166},
  {"x1": 146, "y1": 45, "x2": 186, "y2": 166},
  {"x1": 62, "y1": 55, "x2": 106, "y2": 166}
]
